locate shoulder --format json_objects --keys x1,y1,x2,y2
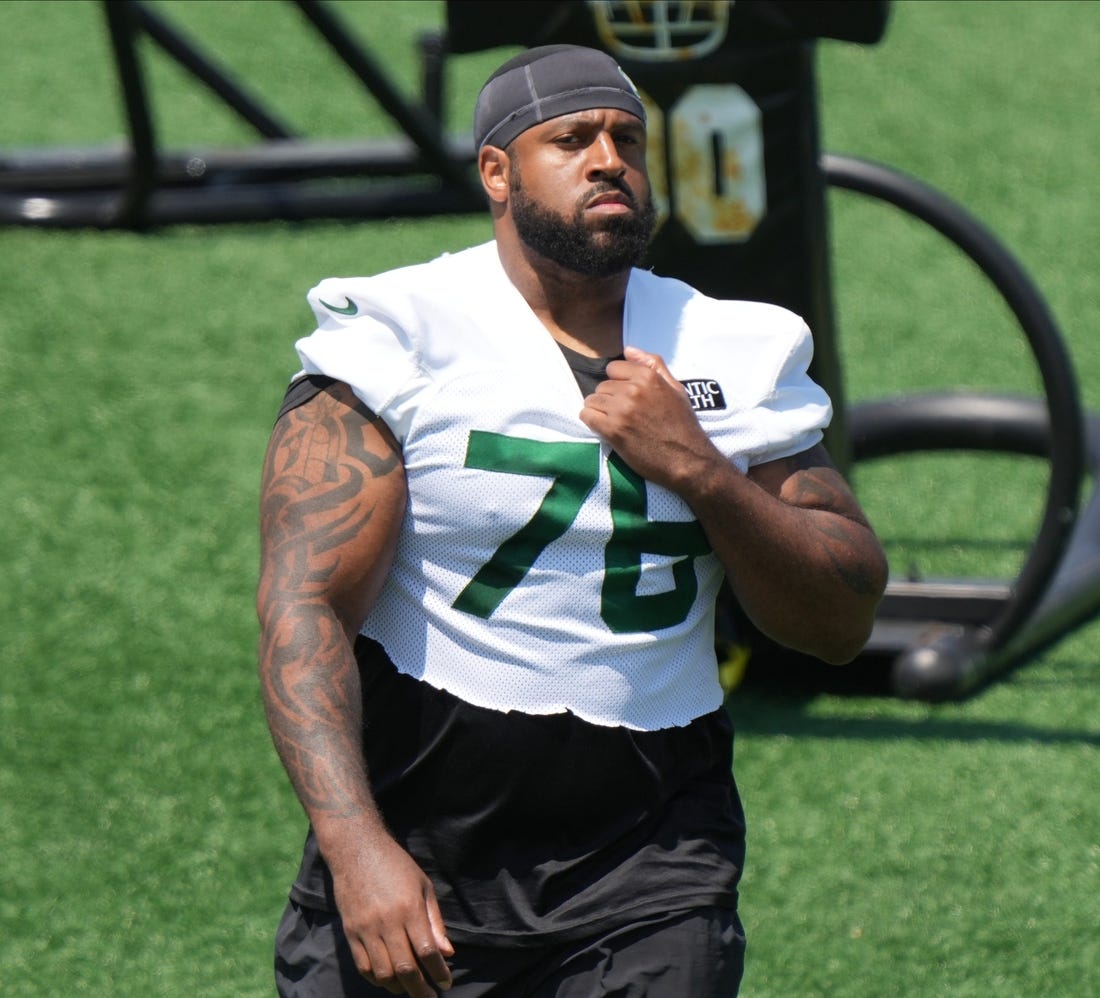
[
  {"x1": 630, "y1": 268, "x2": 806, "y2": 331},
  {"x1": 627, "y1": 268, "x2": 813, "y2": 377},
  {"x1": 307, "y1": 241, "x2": 499, "y2": 327},
  {"x1": 292, "y1": 242, "x2": 505, "y2": 435}
]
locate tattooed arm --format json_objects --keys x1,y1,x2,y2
[
  {"x1": 256, "y1": 381, "x2": 453, "y2": 998},
  {"x1": 581, "y1": 347, "x2": 888, "y2": 664},
  {"x1": 734, "y1": 444, "x2": 888, "y2": 662}
]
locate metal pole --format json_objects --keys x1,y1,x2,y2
[{"x1": 102, "y1": 0, "x2": 158, "y2": 228}]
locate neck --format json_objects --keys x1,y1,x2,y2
[{"x1": 497, "y1": 239, "x2": 630, "y2": 359}]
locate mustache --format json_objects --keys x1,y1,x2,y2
[{"x1": 579, "y1": 178, "x2": 639, "y2": 211}]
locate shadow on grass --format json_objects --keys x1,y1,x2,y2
[{"x1": 726, "y1": 691, "x2": 1100, "y2": 747}]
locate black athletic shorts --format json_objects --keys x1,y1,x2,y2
[{"x1": 275, "y1": 898, "x2": 745, "y2": 997}]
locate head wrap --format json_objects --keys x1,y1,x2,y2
[{"x1": 474, "y1": 44, "x2": 646, "y2": 151}]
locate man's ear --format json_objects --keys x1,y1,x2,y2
[{"x1": 478, "y1": 145, "x2": 510, "y2": 205}]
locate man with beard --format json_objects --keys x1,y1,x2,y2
[{"x1": 257, "y1": 45, "x2": 887, "y2": 998}]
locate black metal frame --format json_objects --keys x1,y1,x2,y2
[
  {"x1": 4, "y1": 0, "x2": 1096, "y2": 701},
  {"x1": 826, "y1": 155, "x2": 1093, "y2": 699},
  {"x1": 1, "y1": 0, "x2": 483, "y2": 228}
]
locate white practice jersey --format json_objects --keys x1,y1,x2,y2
[{"x1": 294, "y1": 241, "x2": 831, "y2": 730}]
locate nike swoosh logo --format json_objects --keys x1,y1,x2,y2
[{"x1": 319, "y1": 296, "x2": 358, "y2": 316}]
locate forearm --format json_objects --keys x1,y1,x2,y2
[
  {"x1": 258, "y1": 601, "x2": 455, "y2": 993},
  {"x1": 687, "y1": 458, "x2": 887, "y2": 663},
  {"x1": 258, "y1": 601, "x2": 388, "y2": 844}
]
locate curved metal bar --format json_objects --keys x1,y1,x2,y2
[
  {"x1": 823, "y1": 154, "x2": 1085, "y2": 656},
  {"x1": 850, "y1": 393, "x2": 1052, "y2": 460},
  {"x1": 851, "y1": 394, "x2": 1100, "y2": 700}
]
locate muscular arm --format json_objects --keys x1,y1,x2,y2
[
  {"x1": 256, "y1": 381, "x2": 452, "y2": 996},
  {"x1": 580, "y1": 347, "x2": 888, "y2": 664},
  {"x1": 257, "y1": 380, "x2": 400, "y2": 818},
  {"x1": 696, "y1": 443, "x2": 887, "y2": 663}
]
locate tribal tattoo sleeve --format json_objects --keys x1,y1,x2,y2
[{"x1": 256, "y1": 382, "x2": 405, "y2": 819}]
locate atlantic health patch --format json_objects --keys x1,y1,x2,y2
[{"x1": 680, "y1": 378, "x2": 727, "y2": 411}]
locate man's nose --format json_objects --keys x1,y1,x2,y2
[{"x1": 587, "y1": 132, "x2": 627, "y2": 178}]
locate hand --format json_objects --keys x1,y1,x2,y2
[
  {"x1": 329, "y1": 830, "x2": 454, "y2": 996},
  {"x1": 579, "y1": 345, "x2": 720, "y2": 491}
]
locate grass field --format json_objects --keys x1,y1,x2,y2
[{"x1": 2, "y1": 2, "x2": 1098, "y2": 995}]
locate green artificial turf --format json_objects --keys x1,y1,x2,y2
[{"x1": 2, "y1": 2, "x2": 1097, "y2": 995}]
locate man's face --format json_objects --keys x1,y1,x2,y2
[{"x1": 506, "y1": 108, "x2": 657, "y2": 277}]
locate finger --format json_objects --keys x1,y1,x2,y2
[
  {"x1": 391, "y1": 952, "x2": 436, "y2": 998},
  {"x1": 360, "y1": 938, "x2": 405, "y2": 995},
  {"x1": 345, "y1": 933, "x2": 375, "y2": 983},
  {"x1": 580, "y1": 383, "x2": 617, "y2": 412},
  {"x1": 382, "y1": 926, "x2": 442, "y2": 998},
  {"x1": 363, "y1": 973, "x2": 404, "y2": 997},
  {"x1": 410, "y1": 931, "x2": 453, "y2": 993},
  {"x1": 578, "y1": 391, "x2": 621, "y2": 433},
  {"x1": 421, "y1": 897, "x2": 455, "y2": 989},
  {"x1": 426, "y1": 893, "x2": 455, "y2": 957},
  {"x1": 398, "y1": 901, "x2": 453, "y2": 993},
  {"x1": 622, "y1": 346, "x2": 682, "y2": 390},
  {"x1": 622, "y1": 345, "x2": 665, "y2": 373},
  {"x1": 601, "y1": 361, "x2": 656, "y2": 400},
  {"x1": 601, "y1": 357, "x2": 635, "y2": 383}
]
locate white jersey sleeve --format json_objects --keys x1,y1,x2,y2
[
  {"x1": 733, "y1": 301, "x2": 831, "y2": 466},
  {"x1": 624, "y1": 270, "x2": 831, "y2": 470}
]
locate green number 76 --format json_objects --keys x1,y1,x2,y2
[{"x1": 453, "y1": 430, "x2": 711, "y2": 633}]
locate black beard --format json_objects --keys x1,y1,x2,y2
[{"x1": 510, "y1": 170, "x2": 657, "y2": 278}]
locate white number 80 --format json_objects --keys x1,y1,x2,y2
[{"x1": 642, "y1": 83, "x2": 766, "y2": 244}]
